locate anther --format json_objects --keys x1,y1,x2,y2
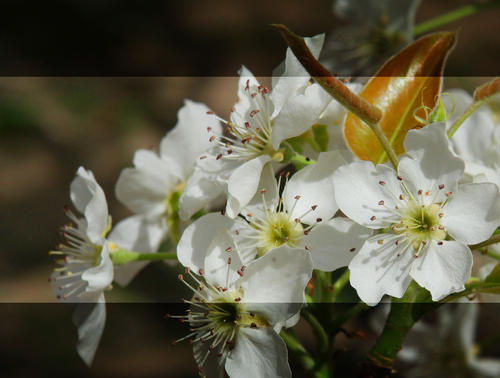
[
  {"x1": 260, "y1": 189, "x2": 267, "y2": 194},
  {"x1": 206, "y1": 110, "x2": 215, "y2": 115},
  {"x1": 378, "y1": 200, "x2": 384, "y2": 205},
  {"x1": 198, "y1": 269, "x2": 204, "y2": 276},
  {"x1": 227, "y1": 257, "x2": 232, "y2": 264},
  {"x1": 250, "y1": 322, "x2": 257, "y2": 328},
  {"x1": 225, "y1": 246, "x2": 233, "y2": 252},
  {"x1": 445, "y1": 191, "x2": 452, "y2": 197},
  {"x1": 250, "y1": 110, "x2": 260, "y2": 117},
  {"x1": 245, "y1": 122, "x2": 250, "y2": 128},
  {"x1": 234, "y1": 297, "x2": 241, "y2": 302},
  {"x1": 199, "y1": 155, "x2": 207, "y2": 160},
  {"x1": 377, "y1": 240, "x2": 384, "y2": 245},
  {"x1": 437, "y1": 241, "x2": 443, "y2": 245},
  {"x1": 311, "y1": 205, "x2": 318, "y2": 211},
  {"x1": 294, "y1": 195, "x2": 300, "y2": 200},
  {"x1": 438, "y1": 213, "x2": 444, "y2": 218},
  {"x1": 178, "y1": 274, "x2": 184, "y2": 281},
  {"x1": 399, "y1": 194, "x2": 404, "y2": 200},
  {"x1": 304, "y1": 245, "x2": 311, "y2": 251},
  {"x1": 207, "y1": 127, "x2": 212, "y2": 132},
  {"x1": 379, "y1": 181, "x2": 386, "y2": 186},
  {"x1": 417, "y1": 190, "x2": 423, "y2": 195},
  {"x1": 438, "y1": 184, "x2": 445, "y2": 190},
  {"x1": 370, "y1": 216, "x2": 376, "y2": 221},
  {"x1": 349, "y1": 247, "x2": 356, "y2": 252},
  {"x1": 397, "y1": 175, "x2": 403, "y2": 181},
  {"x1": 316, "y1": 218, "x2": 322, "y2": 222},
  {"x1": 216, "y1": 154, "x2": 223, "y2": 160}
]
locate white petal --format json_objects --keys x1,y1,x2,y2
[
  {"x1": 72, "y1": 294, "x2": 106, "y2": 366},
  {"x1": 271, "y1": 83, "x2": 333, "y2": 149},
  {"x1": 333, "y1": 161, "x2": 403, "y2": 228},
  {"x1": 177, "y1": 213, "x2": 235, "y2": 273},
  {"x1": 442, "y1": 183, "x2": 500, "y2": 244},
  {"x1": 231, "y1": 66, "x2": 262, "y2": 126},
  {"x1": 70, "y1": 167, "x2": 109, "y2": 243},
  {"x1": 108, "y1": 215, "x2": 167, "y2": 287},
  {"x1": 160, "y1": 100, "x2": 222, "y2": 178},
  {"x1": 226, "y1": 155, "x2": 272, "y2": 218},
  {"x1": 238, "y1": 246, "x2": 312, "y2": 325},
  {"x1": 179, "y1": 167, "x2": 225, "y2": 220},
  {"x1": 242, "y1": 163, "x2": 279, "y2": 222},
  {"x1": 271, "y1": 34, "x2": 324, "y2": 117},
  {"x1": 410, "y1": 240, "x2": 472, "y2": 301},
  {"x1": 399, "y1": 123, "x2": 464, "y2": 202},
  {"x1": 349, "y1": 234, "x2": 414, "y2": 305},
  {"x1": 303, "y1": 217, "x2": 372, "y2": 271},
  {"x1": 469, "y1": 358, "x2": 500, "y2": 377},
  {"x1": 225, "y1": 327, "x2": 291, "y2": 378},
  {"x1": 82, "y1": 242, "x2": 114, "y2": 294},
  {"x1": 115, "y1": 149, "x2": 175, "y2": 216},
  {"x1": 284, "y1": 151, "x2": 344, "y2": 224},
  {"x1": 204, "y1": 230, "x2": 245, "y2": 289}
]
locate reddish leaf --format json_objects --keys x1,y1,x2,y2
[{"x1": 344, "y1": 32, "x2": 456, "y2": 164}]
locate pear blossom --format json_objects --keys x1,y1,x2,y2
[
  {"x1": 333, "y1": 123, "x2": 500, "y2": 304},
  {"x1": 178, "y1": 151, "x2": 371, "y2": 273},
  {"x1": 170, "y1": 231, "x2": 312, "y2": 377},
  {"x1": 190, "y1": 34, "x2": 352, "y2": 218},
  {"x1": 112, "y1": 100, "x2": 222, "y2": 286},
  {"x1": 49, "y1": 167, "x2": 114, "y2": 365}
]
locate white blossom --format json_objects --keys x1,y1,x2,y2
[{"x1": 333, "y1": 123, "x2": 500, "y2": 304}]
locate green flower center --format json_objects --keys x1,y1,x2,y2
[
  {"x1": 394, "y1": 201, "x2": 446, "y2": 250},
  {"x1": 257, "y1": 212, "x2": 304, "y2": 256}
]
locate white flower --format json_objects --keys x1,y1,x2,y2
[
  {"x1": 112, "y1": 100, "x2": 222, "y2": 286},
  {"x1": 446, "y1": 89, "x2": 500, "y2": 189},
  {"x1": 49, "y1": 167, "x2": 114, "y2": 365},
  {"x1": 190, "y1": 34, "x2": 351, "y2": 218},
  {"x1": 333, "y1": 123, "x2": 500, "y2": 304},
  {"x1": 178, "y1": 151, "x2": 371, "y2": 273},
  {"x1": 170, "y1": 231, "x2": 312, "y2": 378}
]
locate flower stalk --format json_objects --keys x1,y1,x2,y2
[{"x1": 110, "y1": 249, "x2": 177, "y2": 265}]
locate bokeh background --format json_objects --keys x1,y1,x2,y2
[{"x1": 1, "y1": 0, "x2": 500, "y2": 377}]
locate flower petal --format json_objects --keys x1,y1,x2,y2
[
  {"x1": 399, "y1": 123, "x2": 464, "y2": 202},
  {"x1": 238, "y1": 246, "x2": 312, "y2": 325},
  {"x1": 225, "y1": 327, "x2": 291, "y2": 378},
  {"x1": 108, "y1": 215, "x2": 167, "y2": 287},
  {"x1": 303, "y1": 217, "x2": 372, "y2": 271},
  {"x1": 349, "y1": 234, "x2": 415, "y2": 305},
  {"x1": 115, "y1": 150, "x2": 175, "y2": 216},
  {"x1": 333, "y1": 161, "x2": 403, "y2": 228},
  {"x1": 179, "y1": 167, "x2": 225, "y2": 221},
  {"x1": 409, "y1": 240, "x2": 472, "y2": 301},
  {"x1": 271, "y1": 34, "x2": 324, "y2": 117},
  {"x1": 442, "y1": 183, "x2": 500, "y2": 244},
  {"x1": 226, "y1": 155, "x2": 272, "y2": 218},
  {"x1": 284, "y1": 151, "x2": 345, "y2": 224},
  {"x1": 160, "y1": 100, "x2": 222, "y2": 178},
  {"x1": 70, "y1": 167, "x2": 109, "y2": 243},
  {"x1": 271, "y1": 83, "x2": 333, "y2": 149},
  {"x1": 242, "y1": 163, "x2": 279, "y2": 222},
  {"x1": 204, "y1": 230, "x2": 245, "y2": 289},
  {"x1": 177, "y1": 213, "x2": 236, "y2": 273},
  {"x1": 82, "y1": 242, "x2": 114, "y2": 294},
  {"x1": 72, "y1": 294, "x2": 106, "y2": 366}
]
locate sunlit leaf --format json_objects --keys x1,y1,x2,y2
[{"x1": 344, "y1": 32, "x2": 456, "y2": 164}]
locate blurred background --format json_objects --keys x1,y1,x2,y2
[{"x1": 1, "y1": 0, "x2": 500, "y2": 376}]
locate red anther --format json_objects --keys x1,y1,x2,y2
[
  {"x1": 294, "y1": 218, "x2": 300, "y2": 223},
  {"x1": 445, "y1": 191, "x2": 453, "y2": 197},
  {"x1": 350, "y1": 247, "x2": 356, "y2": 252},
  {"x1": 250, "y1": 110, "x2": 260, "y2": 117},
  {"x1": 250, "y1": 322, "x2": 257, "y2": 328},
  {"x1": 378, "y1": 200, "x2": 384, "y2": 205},
  {"x1": 245, "y1": 121, "x2": 251, "y2": 128},
  {"x1": 438, "y1": 184, "x2": 444, "y2": 190},
  {"x1": 417, "y1": 189, "x2": 423, "y2": 195},
  {"x1": 227, "y1": 149, "x2": 233, "y2": 154},
  {"x1": 234, "y1": 297, "x2": 241, "y2": 302},
  {"x1": 370, "y1": 216, "x2": 376, "y2": 221},
  {"x1": 241, "y1": 265, "x2": 246, "y2": 271},
  {"x1": 316, "y1": 218, "x2": 322, "y2": 222},
  {"x1": 235, "y1": 230, "x2": 240, "y2": 235},
  {"x1": 237, "y1": 270, "x2": 243, "y2": 277},
  {"x1": 260, "y1": 189, "x2": 267, "y2": 194},
  {"x1": 206, "y1": 110, "x2": 214, "y2": 114},
  {"x1": 178, "y1": 274, "x2": 184, "y2": 281},
  {"x1": 209, "y1": 135, "x2": 216, "y2": 142},
  {"x1": 397, "y1": 176, "x2": 403, "y2": 181},
  {"x1": 216, "y1": 154, "x2": 223, "y2": 160},
  {"x1": 209, "y1": 344, "x2": 214, "y2": 351},
  {"x1": 171, "y1": 340, "x2": 177, "y2": 346},
  {"x1": 220, "y1": 209, "x2": 226, "y2": 216},
  {"x1": 207, "y1": 127, "x2": 212, "y2": 132},
  {"x1": 245, "y1": 79, "x2": 250, "y2": 90},
  {"x1": 227, "y1": 257, "x2": 232, "y2": 264},
  {"x1": 304, "y1": 245, "x2": 311, "y2": 251},
  {"x1": 217, "y1": 353, "x2": 223, "y2": 357},
  {"x1": 311, "y1": 205, "x2": 318, "y2": 210},
  {"x1": 251, "y1": 92, "x2": 257, "y2": 98},
  {"x1": 185, "y1": 267, "x2": 191, "y2": 274},
  {"x1": 225, "y1": 246, "x2": 232, "y2": 252},
  {"x1": 437, "y1": 241, "x2": 443, "y2": 245},
  {"x1": 395, "y1": 240, "x2": 400, "y2": 245},
  {"x1": 294, "y1": 195, "x2": 300, "y2": 200},
  {"x1": 231, "y1": 107, "x2": 236, "y2": 112},
  {"x1": 199, "y1": 155, "x2": 207, "y2": 160},
  {"x1": 379, "y1": 181, "x2": 386, "y2": 186},
  {"x1": 439, "y1": 213, "x2": 444, "y2": 218},
  {"x1": 198, "y1": 269, "x2": 204, "y2": 276}
]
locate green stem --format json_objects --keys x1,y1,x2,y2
[
  {"x1": 485, "y1": 249, "x2": 500, "y2": 261},
  {"x1": 327, "y1": 302, "x2": 369, "y2": 334},
  {"x1": 469, "y1": 234, "x2": 500, "y2": 251},
  {"x1": 301, "y1": 308, "x2": 329, "y2": 357},
  {"x1": 447, "y1": 99, "x2": 487, "y2": 138},
  {"x1": 441, "y1": 281, "x2": 500, "y2": 303},
  {"x1": 413, "y1": 0, "x2": 500, "y2": 36},
  {"x1": 110, "y1": 249, "x2": 177, "y2": 265},
  {"x1": 281, "y1": 330, "x2": 315, "y2": 372},
  {"x1": 331, "y1": 270, "x2": 350, "y2": 300}
]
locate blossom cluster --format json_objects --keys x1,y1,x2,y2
[{"x1": 49, "y1": 33, "x2": 500, "y2": 376}]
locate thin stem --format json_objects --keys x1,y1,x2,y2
[
  {"x1": 290, "y1": 153, "x2": 315, "y2": 168},
  {"x1": 110, "y1": 249, "x2": 177, "y2": 265},
  {"x1": 327, "y1": 302, "x2": 369, "y2": 334},
  {"x1": 331, "y1": 269, "x2": 350, "y2": 301},
  {"x1": 413, "y1": 0, "x2": 500, "y2": 36},
  {"x1": 447, "y1": 99, "x2": 486, "y2": 138},
  {"x1": 301, "y1": 308, "x2": 329, "y2": 356},
  {"x1": 469, "y1": 234, "x2": 500, "y2": 251},
  {"x1": 280, "y1": 330, "x2": 315, "y2": 372}
]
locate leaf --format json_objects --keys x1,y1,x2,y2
[{"x1": 344, "y1": 32, "x2": 456, "y2": 164}]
